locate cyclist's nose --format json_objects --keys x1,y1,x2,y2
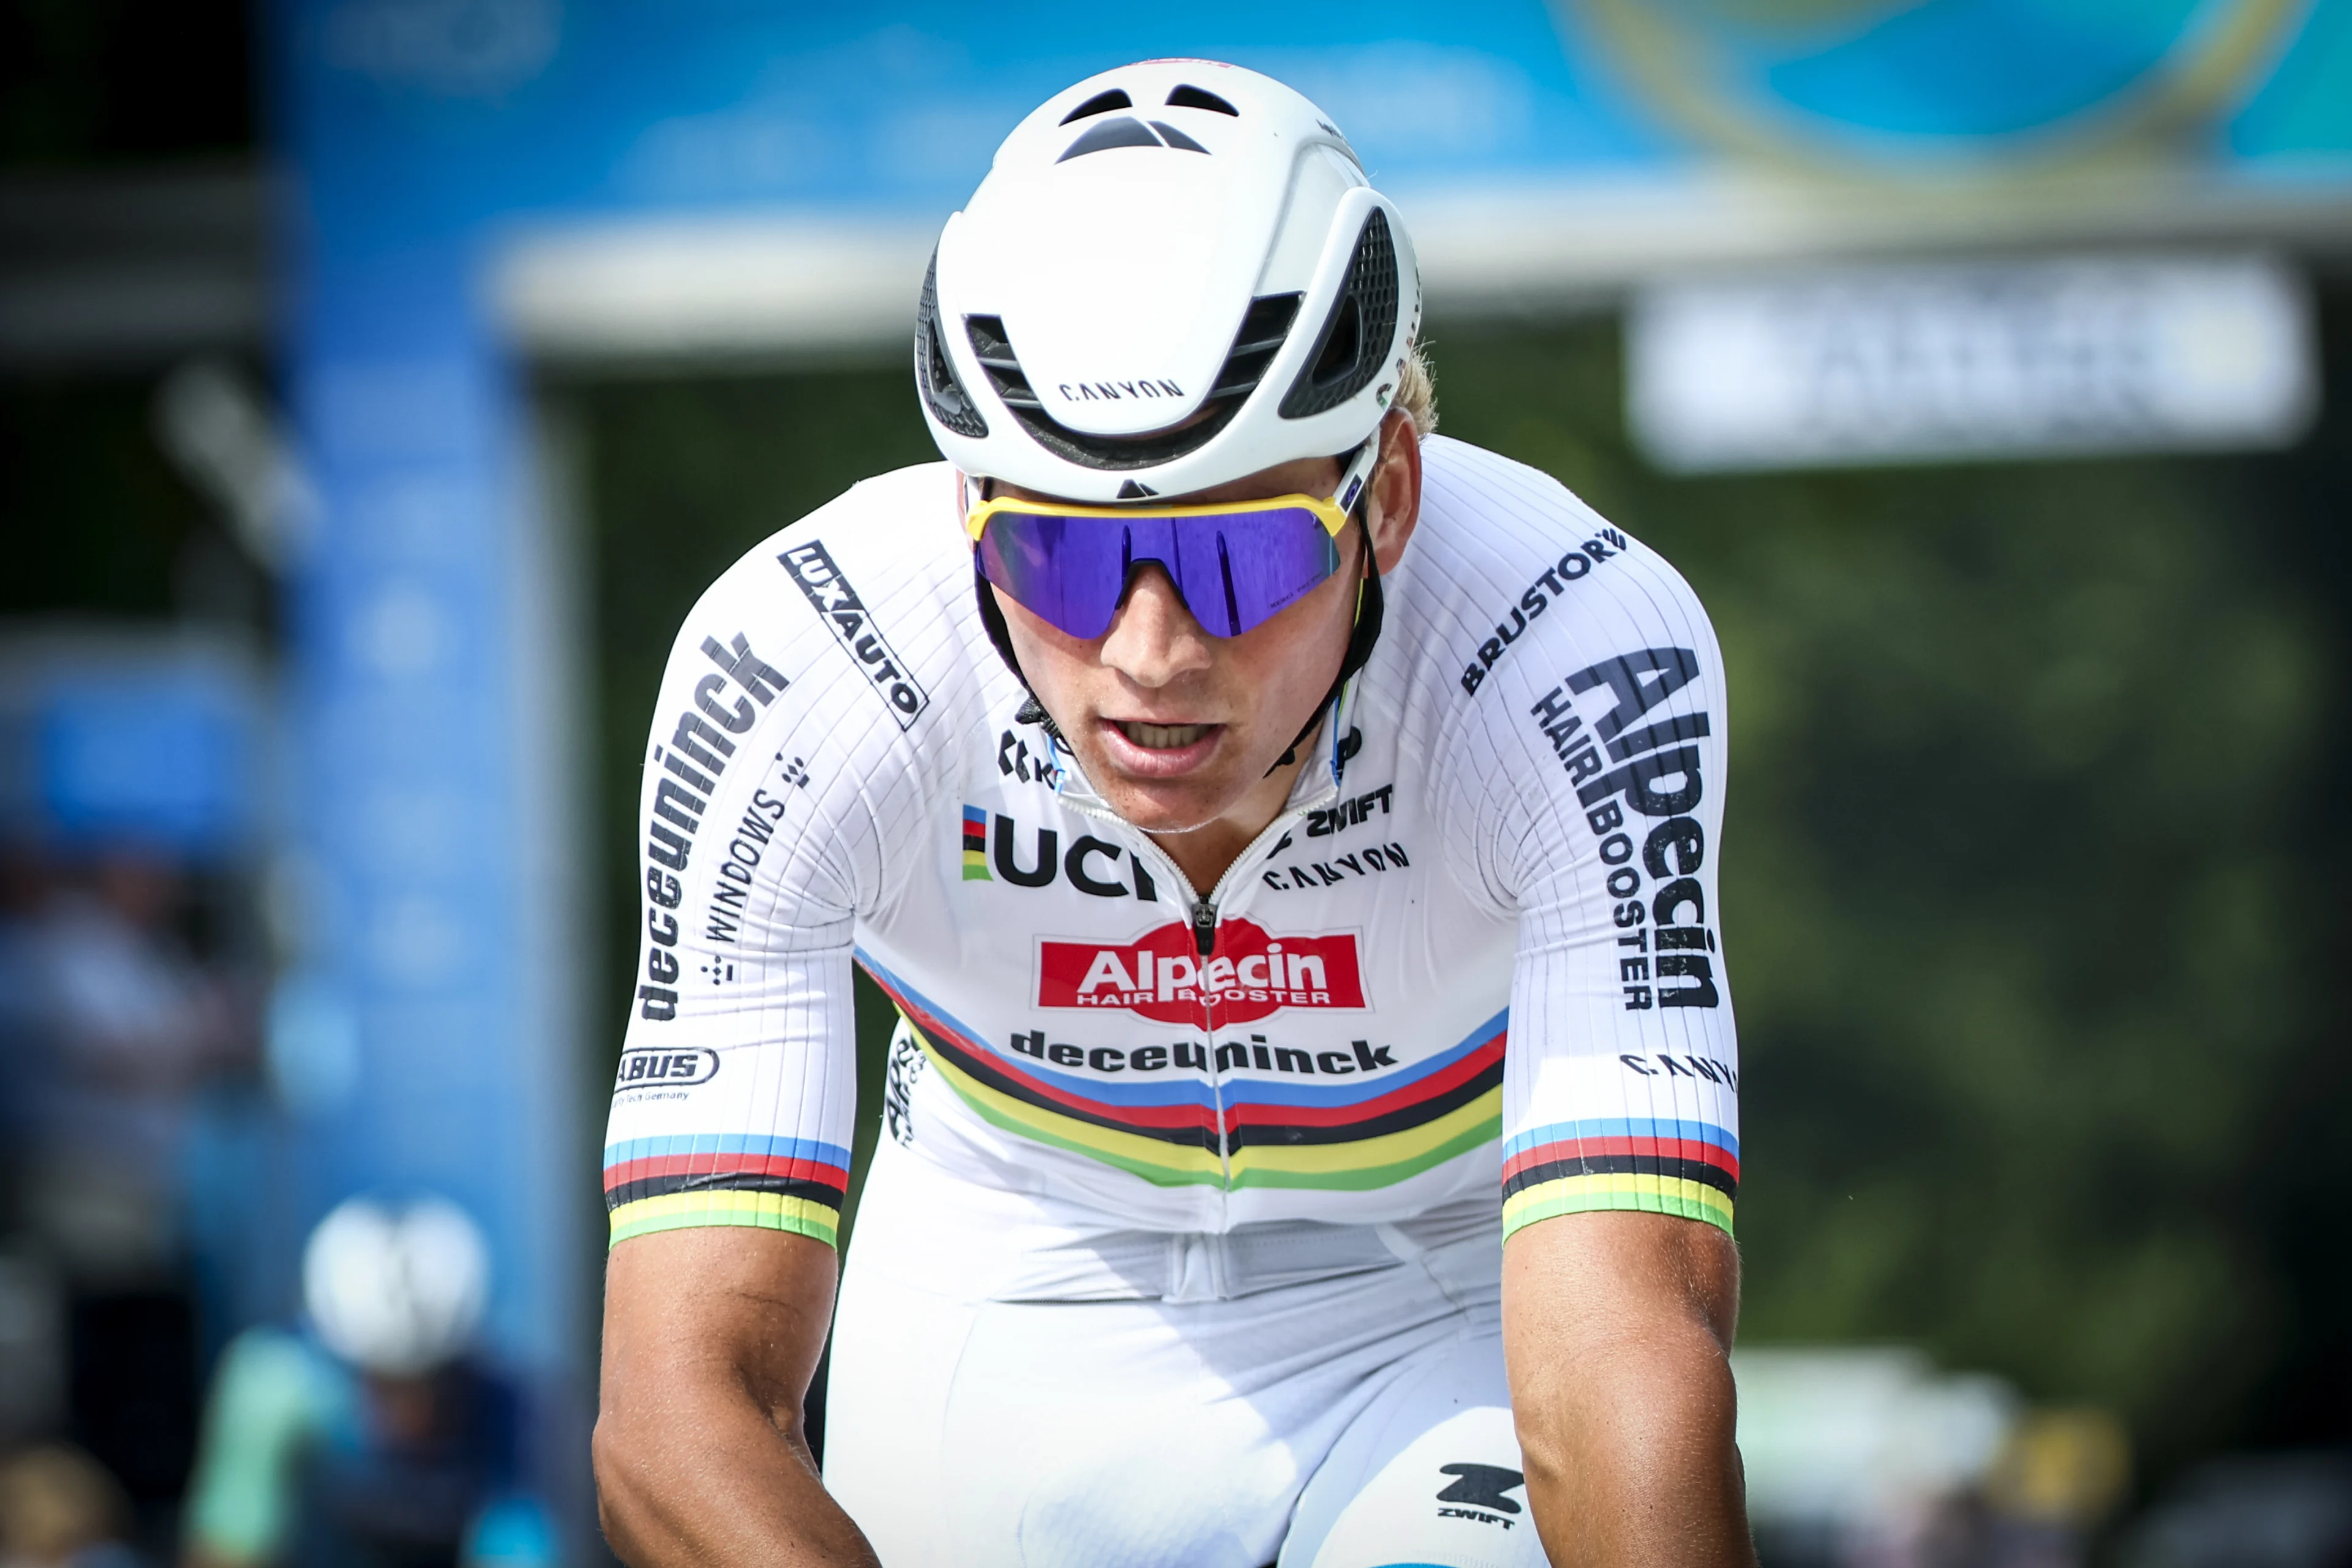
[{"x1": 1099, "y1": 564, "x2": 1213, "y2": 687}]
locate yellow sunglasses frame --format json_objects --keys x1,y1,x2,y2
[
  {"x1": 962, "y1": 436, "x2": 1380, "y2": 543},
  {"x1": 962, "y1": 487, "x2": 1354, "y2": 545}
]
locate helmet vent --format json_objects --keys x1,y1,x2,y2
[
  {"x1": 1210, "y1": 293, "x2": 1302, "y2": 398},
  {"x1": 965, "y1": 316, "x2": 1040, "y2": 410},
  {"x1": 1068, "y1": 88, "x2": 1138, "y2": 123},
  {"x1": 1280, "y1": 209, "x2": 1398, "y2": 420},
  {"x1": 1059, "y1": 114, "x2": 1213, "y2": 162},
  {"x1": 1166, "y1": 84, "x2": 1238, "y2": 116},
  {"x1": 1150, "y1": 120, "x2": 1209, "y2": 154},
  {"x1": 1061, "y1": 88, "x2": 1133, "y2": 124},
  {"x1": 916, "y1": 251, "x2": 988, "y2": 438},
  {"x1": 963, "y1": 295, "x2": 1305, "y2": 472}
]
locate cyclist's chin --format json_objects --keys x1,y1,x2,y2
[
  {"x1": 1096, "y1": 777, "x2": 1246, "y2": 839},
  {"x1": 1077, "y1": 726, "x2": 1253, "y2": 829}
]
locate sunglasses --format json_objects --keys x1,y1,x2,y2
[{"x1": 966, "y1": 439, "x2": 1380, "y2": 641}]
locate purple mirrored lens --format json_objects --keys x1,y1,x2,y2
[{"x1": 978, "y1": 508, "x2": 1341, "y2": 639}]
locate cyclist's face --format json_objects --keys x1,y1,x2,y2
[{"x1": 994, "y1": 415, "x2": 1420, "y2": 846}]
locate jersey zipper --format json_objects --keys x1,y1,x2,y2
[{"x1": 1060, "y1": 771, "x2": 1343, "y2": 1215}]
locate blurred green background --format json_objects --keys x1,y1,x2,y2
[{"x1": 551, "y1": 290, "x2": 2351, "y2": 1478}]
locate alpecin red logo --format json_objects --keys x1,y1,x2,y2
[{"x1": 1038, "y1": 918, "x2": 1366, "y2": 1025}]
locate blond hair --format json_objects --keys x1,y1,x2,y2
[{"x1": 1395, "y1": 336, "x2": 1438, "y2": 437}]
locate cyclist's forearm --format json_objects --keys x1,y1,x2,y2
[
  {"x1": 593, "y1": 1391, "x2": 876, "y2": 1568},
  {"x1": 598, "y1": 1229, "x2": 877, "y2": 1568},
  {"x1": 1515, "y1": 1322, "x2": 1749, "y2": 1566},
  {"x1": 1502, "y1": 1212, "x2": 1755, "y2": 1568}
]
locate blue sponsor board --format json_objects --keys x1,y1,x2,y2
[{"x1": 0, "y1": 649, "x2": 265, "y2": 858}]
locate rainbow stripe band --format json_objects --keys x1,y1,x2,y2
[
  {"x1": 1500, "y1": 1118, "x2": 1738, "y2": 1238},
  {"x1": 603, "y1": 1133, "x2": 850, "y2": 1250},
  {"x1": 859, "y1": 952, "x2": 1504, "y2": 1194},
  {"x1": 608, "y1": 1189, "x2": 842, "y2": 1248},
  {"x1": 961, "y1": 805, "x2": 990, "y2": 880}
]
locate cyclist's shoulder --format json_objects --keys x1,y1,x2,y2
[
  {"x1": 685, "y1": 459, "x2": 965, "y2": 624},
  {"x1": 1400, "y1": 437, "x2": 1713, "y2": 701},
  {"x1": 782, "y1": 458, "x2": 965, "y2": 565},
  {"x1": 660, "y1": 459, "x2": 986, "y2": 703},
  {"x1": 204, "y1": 1323, "x2": 349, "y2": 1425},
  {"x1": 1410, "y1": 436, "x2": 1668, "y2": 584}
]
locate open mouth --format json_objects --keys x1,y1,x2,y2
[{"x1": 1115, "y1": 720, "x2": 1214, "y2": 750}]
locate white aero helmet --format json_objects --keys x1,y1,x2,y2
[
  {"x1": 918, "y1": 60, "x2": 1422, "y2": 503},
  {"x1": 302, "y1": 1195, "x2": 489, "y2": 1377}
]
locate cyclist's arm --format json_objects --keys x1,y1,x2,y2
[
  {"x1": 1502, "y1": 1210, "x2": 1753, "y2": 1568},
  {"x1": 1436, "y1": 475, "x2": 1751, "y2": 1561},
  {"x1": 181, "y1": 1326, "x2": 333, "y2": 1567},
  {"x1": 592, "y1": 503, "x2": 937, "y2": 1567},
  {"x1": 596, "y1": 1226, "x2": 879, "y2": 1568}
]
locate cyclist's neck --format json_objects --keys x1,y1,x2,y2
[{"x1": 1141, "y1": 714, "x2": 1324, "y2": 894}]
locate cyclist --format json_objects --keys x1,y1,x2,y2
[
  {"x1": 595, "y1": 60, "x2": 1750, "y2": 1568},
  {"x1": 183, "y1": 1197, "x2": 555, "y2": 1568}
]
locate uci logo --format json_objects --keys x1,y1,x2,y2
[{"x1": 962, "y1": 807, "x2": 1158, "y2": 901}]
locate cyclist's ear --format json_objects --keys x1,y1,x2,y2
[{"x1": 1365, "y1": 410, "x2": 1423, "y2": 576}]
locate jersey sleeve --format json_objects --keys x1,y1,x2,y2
[
  {"x1": 1453, "y1": 514, "x2": 1740, "y2": 1243},
  {"x1": 600, "y1": 541, "x2": 907, "y2": 1253}
]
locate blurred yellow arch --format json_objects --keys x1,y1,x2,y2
[{"x1": 1561, "y1": 0, "x2": 2310, "y2": 176}]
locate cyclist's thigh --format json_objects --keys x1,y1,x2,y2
[
  {"x1": 830, "y1": 1259, "x2": 1395, "y2": 1568},
  {"x1": 822, "y1": 1246, "x2": 982, "y2": 1567},
  {"x1": 1280, "y1": 1327, "x2": 1550, "y2": 1568}
]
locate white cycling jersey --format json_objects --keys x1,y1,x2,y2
[{"x1": 601, "y1": 435, "x2": 1740, "y2": 1260}]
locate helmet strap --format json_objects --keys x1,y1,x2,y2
[
  {"x1": 973, "y1": 562, "x2": 1071, "y2": 745},
  {"x1": 1265, "y1": 510, "x2": 1383, "y2": 777}
]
